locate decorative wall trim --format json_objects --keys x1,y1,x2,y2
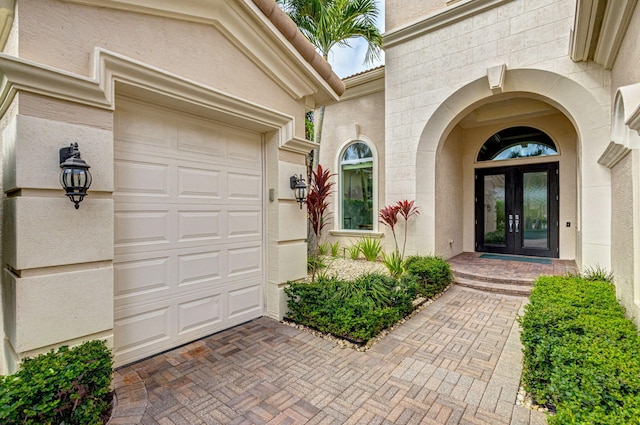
[
  {"x1": 0, "y1": 0, "x2": 14, "y2": 52},
  {"x1": 340, "y1": 67, "x2": 385, "y2": 101},
  {"x1": 384, "y1": 0, "x2": 512, "y2": 48},
  {"x1": 0, "y1": 48, "x2": 312, "y2": 153},
  {"x1": 598, "y1": 142, "x2": 630, "y2": 168},
  {"x1": 62, "y1": 0, "x2": 342, "y2": 103},
  {"x1": 571, "y1": 0, "x2": 637, "y2": 69}
]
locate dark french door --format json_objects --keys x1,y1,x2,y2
[{"x1": 475, "y1": 162, "x2": 559, "y2": 258}]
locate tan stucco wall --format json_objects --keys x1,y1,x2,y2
[
  {"x1": 14, "y1": 0, "x2": 309, "y2": 138},
  {"x1": 385, "y1": 0, "x2": 611, "y2": 267},
  {"x1": 435, "y1": 126, "x2": 464, "y2": 258},
  {"x1": 607, "y1": 4, "x2": 640, "y2": 326},
  {"x1": 319, "y1": 79, "x2": 386, "y2": 251},
  {"x1": 385, "y1": 0, "x2": 447, "y2": 32},
  {"x1": 611, "y1": 3, "x2": 640, "y2": 97},
  {"x1": 611, "y1": 152, "x2": 637, "y2": 320},
  {"x1": 0, "y1": 0, "x2": 328, "y2": 371}
]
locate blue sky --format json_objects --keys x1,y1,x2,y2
[{"x1": 328, "y1": 0, "x2": 385, "y2": 78}]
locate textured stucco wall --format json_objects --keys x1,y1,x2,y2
[
  {"x1": 384, "y1": 0, "x2": 611, "y2": 265},
  {"x1": 611, "y1": 4, "x2": 640, "y2": 98},
  {"x1": 611, "y1": 153, "x2": 637, "y2": 320},
  {"x1": 15, "y1": 0, "x2": 308, "y2": 137},
  {"x1": 435, "y1": 126, "x2": 464, "y2": 258},
  {"x1": 385, "y1": 0, "x2": 447, "y2": 32},
  {"x1": 319, "y1": 81, "x2": 386, "y2": 250}
]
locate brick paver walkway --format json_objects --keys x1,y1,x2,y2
[{"x1": 109, "y1": 286, "x2": 546, "y2": 425}]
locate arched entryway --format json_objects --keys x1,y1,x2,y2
[{"x1": 415, "y1": 68, "x2": 610, "y2": 268}]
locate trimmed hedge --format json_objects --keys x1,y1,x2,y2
[
  {"x1": 404, "y1": 255, "x2": 453, "y2": 298},
  {"x1": 519, "y1": 276, "x2": 640, "y2": 424},
  {"x1": 0, "y1": 340, "x2": 113, "y2": 425},
  {"x1": 286, "y1": 256, "x2": 452, "y2": 343}
]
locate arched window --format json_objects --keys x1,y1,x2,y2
[
  {"x1": 477, "y1": 126, "x2": 558, "y2": 162},
  {"x1": 341, "y1": 141, "x2": 374, "y2": 230}
]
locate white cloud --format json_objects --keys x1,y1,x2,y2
[{"x1": 327, "y1": 0, "x2": 385, "y2": 78}]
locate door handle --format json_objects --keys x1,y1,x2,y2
[
  {"x1": 509, "y1": 215, "x2": 513, "y2": 233},
  {"x1": 515, "y1": 214, "x2": 520, "y2": 233}
]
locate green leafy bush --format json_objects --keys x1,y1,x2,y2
[
  {"x1": 404, "y1": 255, "x2": 452, "y2": 297},
  {"x1": 520, "y1": 275, "x2": 640, "y2": 424},
  {"x1": 330, "y1": 241, "x2": 341, "y2": 257},
  {"x1": 286, "y1": 256, "x2": 451, "y2": 344},
  {"x1": 346, "y1": 244, "x2": 360, "y2": 260},
  {"x1": 0, "y1": 340, "x2": 113, "y2": 425},
  {"x1": 285, "y1": 273, "x2": 415, "y2": 343}
]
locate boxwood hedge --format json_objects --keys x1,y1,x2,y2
[
  {"x1": 519, "y1": 275, "x2": 640, "y2": 424},
  {"x1": 0, "y1": 340, "x2": 113, "y2": 425}
]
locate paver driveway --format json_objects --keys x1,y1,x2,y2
[{"x1": 109, "y1": 286, "x2": 546, "y2": 424}]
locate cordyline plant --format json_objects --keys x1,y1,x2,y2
[
  {"x1": 379, "y1": 200, "x2": 420, "y2": 259},
  {"x1": 307, "y1": 163, "x2": 335, "y2": 254}
]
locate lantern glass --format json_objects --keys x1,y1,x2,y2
[{"x1": 59, "y1": 144, "x2": 92, "y2": 209}]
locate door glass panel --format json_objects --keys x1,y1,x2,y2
[
  {"x1": 483, "y1": 174, "x2": 506, "y2": 246},
  {"x1": 523, "y1": 171, "x2": 548, "y2": 249}
]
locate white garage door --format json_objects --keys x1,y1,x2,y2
[{"x1": 113, "y1": 99, "x2": 264, "y2": 366}]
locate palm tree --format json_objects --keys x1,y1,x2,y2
[{"x1": 277, "y1": 0, "x2": 382, "y2": 164}]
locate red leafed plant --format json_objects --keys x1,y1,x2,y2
[
  {"x1": 396, "y1": 200, "x2": 420, "y2": 258},
  {"x1": 379, "y1": 200, "x2": 420, "y2": 259},
  {"x1": 307, "y1": 164, "x2": 335, "y2": 254},
  {"x1": 379, "y1": 204, "x2": 400, "y2": 253}
]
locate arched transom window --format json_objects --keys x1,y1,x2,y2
[
  {"x1": 477, "y1": 126, "x2": 558, "y2": 162},
  {"x1": 341, "y1": 142, "x2": 374, "y2": 230}
]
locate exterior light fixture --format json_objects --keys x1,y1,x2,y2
[
  {"x1": 290, "y1": 174, "x2": 307, "y2": 209},
  {"x1": 59, "y1": 143, "x2": 92, "y2": 209}
]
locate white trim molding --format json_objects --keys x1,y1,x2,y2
[
  {"x1": 0, "y1": 48, "x2": 313, "y2": 154},
  {"x1": 384, "y1": 0, "x2": 512, "y2": 48},
  {"x1": 599, "y1": 83, "x2": 640, "y2": 168},
  {"x1": 340, "y1": 67, "x2": 385, "y2": 102},
  {"x1": 571, "y1": 0, "x2": 638, "y2": 69}
]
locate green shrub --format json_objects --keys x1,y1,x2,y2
[
  {"x1": 358, "y1": 237, "x2": 381, "y2": 261},
  {"x1": 382, "y1": 250, "x2": 405, "y2": 278},
  {"x1": 404, "y1": 255, "x2": 452, "y2": 298},
  {"x1": 346, "y1": 244, "x2": 360, "y2": 260},
  {"x1": 317, "y1": 242, "x2": 330, "y2": 256},
  {"x1": 285, "y1": 273, "x2": 416, "y2": 343},
  {"x1": 0, "y1": 340, "x2": 113, "y2": 425},
  {"x1": 520, "y1": 275, "x2": 640, "y2": 424}
]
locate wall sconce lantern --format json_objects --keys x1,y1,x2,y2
[
  {"x1": 59, "y1": 143, "x2": 92, "y2": 209},
  {"x1": 290, "y1": 174, "x2": 307, "y2": 209}
]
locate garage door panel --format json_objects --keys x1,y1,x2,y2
[
  {"x1": 228, "y1": 172, "x2": 261, "y2": 200},
  {"x1": 114, "y1": 307, "x2": 171, "y2": 355},
  {"x1": 114, "y1": 159, "x2": 170, "y2": 197},
  {"x1": 177, "y1": 210, "x2": 222, "y2": 243},
  {"x1": 177, "y1": 166, "x2": 222, "y2": 199},
  {"x1": 114, "y1": 210, "x2": 173, "y2": 248},
  {"x1": 228, "y1": 210, "x2": 261, "y2": 238},
  {"x1": 228, "y1": 283, "x2": 262, "y2": 319},
  {"x1": 116, "y1": 105, "x2": 172, "y2": 149},
  {"x1": 178, "y1": 250, "x2": 222, "y2": 287},
  {"x1": 177, "y1": 295, "x2": 222, "y2": 335},
  {"x1": 114, "y1": 256, "x2": 171, "y2": 299},
  {"x1": 228, "y1": 245, "x2": 262, "y2": 276}
]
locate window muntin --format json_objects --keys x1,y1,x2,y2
[
  {"x1": 341, "y1": 142, "x2": 374, "y2": 230},
  {"x1": 478, "y1": 126, "x2": 558, "y2": 162}
]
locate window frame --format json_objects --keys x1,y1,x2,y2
[{"x1": 334, "y1": 138, "x2": 379, "y2": 233}]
